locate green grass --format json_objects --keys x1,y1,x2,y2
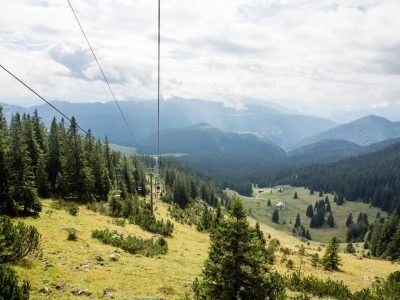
[{"x1": 226, "y1": 185, "x2": 386, "y2": 242}]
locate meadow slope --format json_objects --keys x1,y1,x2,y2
[{"x1": 11, "y1": 197, "x2": 399, "y2": 299}]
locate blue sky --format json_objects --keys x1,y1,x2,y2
[{"x1": 0, "y1": 0, "x2": 399, "y2": 121}]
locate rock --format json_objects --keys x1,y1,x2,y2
[
  {"x1": 79, "y1": 262, "x2": 90, "y2": 271},
  {"x1": 103, "y1": 288, "x2": 114, "y2": 298},
  {"x1": 55, "y1": 284, "x2": 64, "y2": 290},
  {"x1": 109, "y1": 253, "x2": 119, "y2": 261},
  {"x1": 39, "y1": 286, "x2": 51, "y2": 294},
  {"x1": 72, "y1": 289, "x2": 92, "y2": 296}
]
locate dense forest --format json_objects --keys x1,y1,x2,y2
[
  {"x1": 0, "y1": 105, "x2": 218, "y2": 217},
  {"x1": 278, "y1": 142, "x2": 400, "y2": 213}
]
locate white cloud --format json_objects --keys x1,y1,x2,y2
[{"x1": 0, "y1": 0, "x2": 399, "y2": 120}]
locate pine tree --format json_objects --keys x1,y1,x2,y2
[
  {"x1": 294, "y1": 213, "x2": 301, "y2": 228},
  {"x1": 326, "y1": 201, "x2": 331, "y2": 212},
  {"x1": 322, "y1": 237, "x2": 341, "y2": 271},
  {"x1": 346, "y1": 213, "x2": 353, "y2": 227},
  {"x1": 46, "y1": 118, "x2": 62, "y2": 192},
  {"x1": 7, "y1": 113, "x2": 40, "y2": 214},
  {"x1": 319, "y1": 191, "x2": 323, "y2": 197},
  {"x1": 293, "y1": 191, "x2": 298, "y2": 199},
  {"x1": 306, "y1": 204, "x2": 314, "y2": 218},
  {"x1": 272, "y1": 209, "x2": 279, "y2": 224},
  {"x1": 35, "y1": 153, "x2": 49, "y2": 197},
  {"x1": 327, "y1": 211, "x2": 335, "y2": 228},
  {"x1": 267, "y1": 198, "x2": 271, "y2": 206},
  {"x1": 255, "y1": 221, "x2": 266, "y2": 245},
  {"x1": 346, "y1": 242, "x2": 355, "y2": 253},
  {"x1": 305, "y1": 229, "x2": 311, "y2": 240},
  {"x1": 194, "y1": 198, "x2": 282, "y2": 299},
  {"x1": 0, "y1": 106, "x2": 10, "y2": 214}
]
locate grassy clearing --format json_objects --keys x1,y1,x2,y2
[
  {"x1": 12, "y1": 199, "x2": 209, "y2": 299},
  {"x1": 10, "y1": 195, "x2": 399, "y2": 299},
  {"x1": 226, "y1": 185, "x2": 386, "y2": 242}
]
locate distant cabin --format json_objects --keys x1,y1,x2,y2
[
  {"x1": 276, "y1": 202, "x2": 286, "y2": 210},
  {"x1": 277, "y1": 187, "x2": 285, "y2": 193},
  {"x1": 259, "y1": 188, "x2": 264, "y2": 193}
]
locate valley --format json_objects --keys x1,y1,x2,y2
[{"x1": 226, "y1": 186, "x2": 385, "y2": 243}]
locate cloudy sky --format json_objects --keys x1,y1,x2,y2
[{"x1": 0, "y1": 0, "x2": 399, "y2": 121}]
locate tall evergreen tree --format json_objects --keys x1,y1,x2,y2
[
  {"x1": 0, "y1": 106, "x2": 10, "y2": 213},
  {"x1": 194, "y1": 198, "x2": 282, "y2": 299},
  {"x1": 322, "y1": 237, "x2": 341, "y2": 271},
  {"x1": 346, "y1": 213, "x2": 353, "y2": 227},
  {"x1": 294, "y1": 213, "x2": 301, "y2": 228},
  {"x1": 293, "y1": 191, "x2": 298, "y2": 199},
  {"x1": 306, "y1": 204, "x2": 314, "y2": 218},
  {"x1": 8, "y1": 113, "x2": 40, "y2": 214},
  {"x1": 327, "y1": 211, "x2": 335, "y2": 227},
  {"x1": 46, "y1": 118, "x2": 62, "y2": 192},
  {"x1": 272, "y1": 209, "x2": 279, "y2": 224}
]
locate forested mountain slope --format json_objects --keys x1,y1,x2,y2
[{"x1": 282, "y1": 141, "x2": 400, "y2": 212}]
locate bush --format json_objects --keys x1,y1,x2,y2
[
  {"x1": 65, "y1": 228, "x2": 77, "y2": 241},
  {"x1": 67, "y1": 203, "x2": 79, "y2": 216},
  {"x1": 0, "y1": 265, "x2": 30, "y2": 300},
  {"x1": 288, "y1": 273, "x2": 351, "y2": 299},
  {"x1": 112, "y1": 219, "x2": 126, "y2": 227},
  {"x1": 91, "y1": 229, "x2": 168, "y2": 256},
  {"x1": 0, "y1": 216, "x2": 41, "y2": 264}
]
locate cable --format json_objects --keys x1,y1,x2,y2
[
  {"x1": 0, "y1": 63, "x2": 88, "y2": 135},
  {"x1": 67, "y1": 0, "x2": 142, "y2": 153},
  {"x1": 157, "y1": 0, "x2": 161, "y2": 175}
]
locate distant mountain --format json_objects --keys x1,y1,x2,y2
[
  {"x1": 289, "y1": 137, "x2": 400, "y2": 164},
  {"x1": 140, "y1": 123, "x2": 288, "y2": 182},
  {"x1": 293, "y1": 115, "x2": 400, "y2": 149},
  {"x1": 0, "y1": 98, "x2": 336, "y2": 148},
  {"x1": 289, "y1": 139, "x2": 363, "y2": 164}
]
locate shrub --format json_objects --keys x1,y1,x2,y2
[
  {"x1": 0, "y1": 265, "x2": 30, "y2": 300},
  {"x1": 112, "y1": 219, "x2": 126, "y2": 227},
  {"x1": 65, "y1": 228, "x2": 77, "y2": 241},
  {"x1": 0, "y1": 216, "x2": 41, "y2": 264},
  {"x1": 67, "y1": 203, "x2": 79, "y2": 216},
  {"x1": 288, "y1": 273, "x2": 351, "y2": 299},
  {"x1": 91, "y1": 229, "x2": 168, "y2": 256}
]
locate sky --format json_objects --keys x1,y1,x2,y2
[{"x1": 0, "y1": 0, "x2": 399, "y2": 121}]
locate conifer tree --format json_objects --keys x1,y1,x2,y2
[
  {"x1": 0, "y1": 106, "x2": 10, "y2": 214},
  {"x1": 346, "y1": 213, "x2": 353, "y2": 227},
  {"x1": 306, "y1": 204, "x2": 314, "y2": 218},
  {"x1": 322, "y1": 237, "x2": 341, "y2": 271},
  {"x1": 46, "y1": 118, "x2": 62, "y2": 192},
  {"x1": 294, "y1": 213, "x2": 301, "y2": 228},
  {"x1": 267, "y1": 198, "x2": 271, "y2": 206},
  {"x1": 327, "y1": 211, "x2": 335, "y2": 228},
  {"x1": 293, "y1": 191, "x2": 298, "y2": 199},
  {"x1": 8, "y1": 113, "x2": 40, "y2": 214},
  {"x1": 194, "y1": 198, "x2": 282, "y2": 299},
  {"x1": 272, "y1": 209, "x2": 279, "y2": 224}
]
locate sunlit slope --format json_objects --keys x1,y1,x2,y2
[
  {"x1": 226, "y1": 185, "x2": 385, "y2": 242},
  {"x1": 13, "y1": 199, "x2": 209, "y2": 299},
  {"x1": 12, "y1": 197, "x2": 398, "y2": 299}
]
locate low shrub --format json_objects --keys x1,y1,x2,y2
[
  {"x1": 65, "y1": 228, "x2": 77, "y2": 241},
  {"x1": 91, "y1": 229, "x2": 168, "y2": 256},
  {"x1": 0, "y1": 264, "x2": 30, "y2": 300},
  {"x1": 112, "y1": 219, "x2": 126, "y2": 227},
  {"x1": 0, "y1": 216, "x2": 41, "y2": 264},
  {"x1": 67, "y1": 203, "x2": 79, "y2": 216},
  {"x1": 288, "y1": 273, "x2": 351, "y2": 300}
]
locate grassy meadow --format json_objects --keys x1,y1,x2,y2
[
  {"x1": 226, "y1": 185, "x2": 386, "y2": 242},
  {"x1": 10, "y1": 195, "x2": 399, "y2": 299}
]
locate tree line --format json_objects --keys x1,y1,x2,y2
[
  {"x1": 0, "y1": 105, "x2": 151, "y2": 215},
  {"x1": 278, "y1": 142, "x2": 400, "y2": 213}
]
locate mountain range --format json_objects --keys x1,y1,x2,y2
[{"x1": 2, "y1": 99, "x2": 400, "y2": 167}]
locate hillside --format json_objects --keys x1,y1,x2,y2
[
  {"x1": 11, "y1": 198, "x2": 399, "y2": 299},
  {"x1": 294, "y1": 115, "x2": 400, "y2": 148},
  {"x1": 226, "y1": 186, "x2": 385, "y2": 242},
  {"x1": 288, "y1": 137, "x2": 400, "y2": 164},
  {"x1": 283, "y1": 141, "x2": 400, "y2": 212}
]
